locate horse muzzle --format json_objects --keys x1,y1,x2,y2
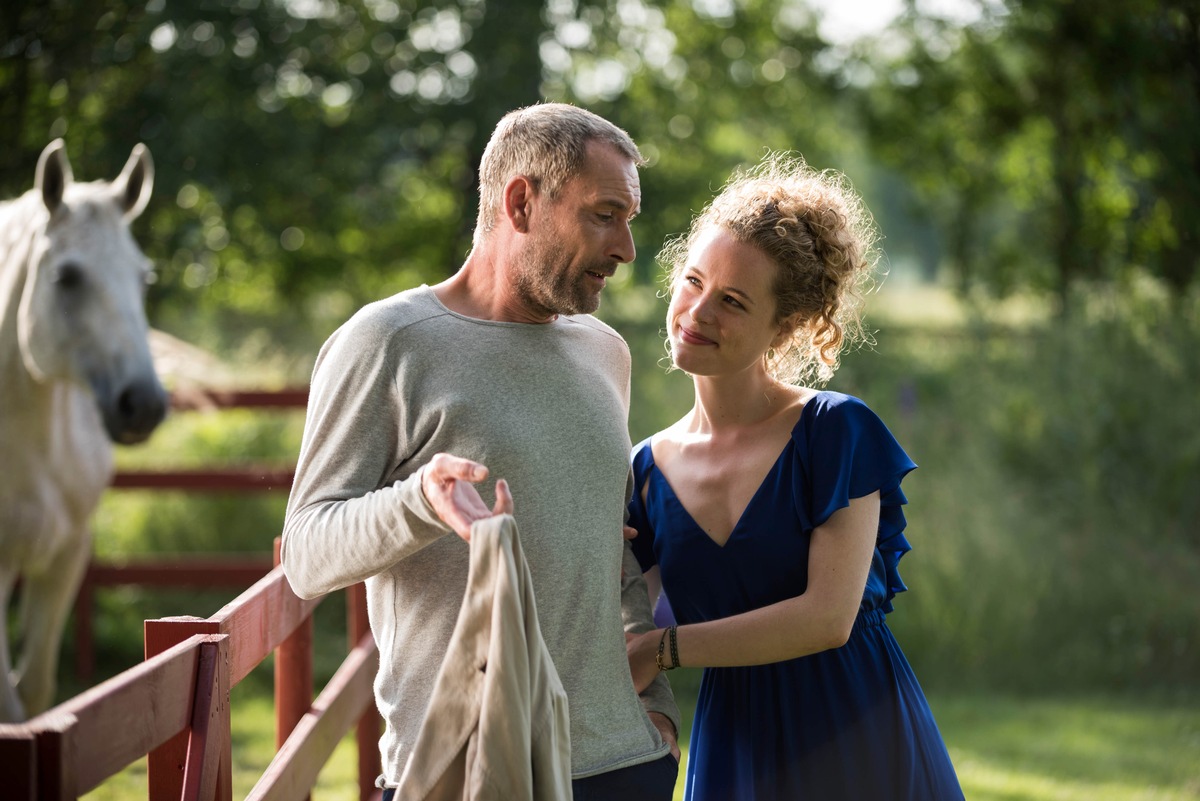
[{"x1": 98, "y1": 377, "x2": 168, "y2": 444}]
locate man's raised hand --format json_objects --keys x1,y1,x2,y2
[{"x1": 420, "y1": 453, "x2": 513, "y2": 541}]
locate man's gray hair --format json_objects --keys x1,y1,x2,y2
[{"x1": 474, "y1": 103, "x2": 643, "y2": 240}]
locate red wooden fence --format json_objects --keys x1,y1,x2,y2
[
  {"x1": 109, "y1": 388, "x2": 307, "y2": 492},
  {"x1": 0, "y1": 561, "x2": 380, "y2": 800},
  {"x1": 0, "y1": 387, "x2": 384, "y2": 799},
  {"x1": 74, "y1": 387, "x2": 308, "y2": 683}
]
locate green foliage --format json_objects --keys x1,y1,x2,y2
[
  {"x1": 2, "y1": 0, "x2": 551, "y2": 354},
  {"x1": 859, "y1": 0, "x2": 1200, "y2": 304},
  {"x1": 597, "y1": 282, "x2": 696, "y2": 441},
  {"x1": 4, "y1": 0, "x2": 1196, "y2": 336},
  {"x1": 837, "y1": 280, "x2": 1200, "y2": 692},
  {"x1": 95, "y1": 408, "x2": 303, "y2": 555}
]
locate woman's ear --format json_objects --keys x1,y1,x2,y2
[
  {"x1": 503, "y1": 176, "x2": 535, "y2": 233},
  {"x1": 772, "y1": 313, "x2": 803, "y2": 349}
]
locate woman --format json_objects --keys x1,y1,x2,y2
[{"x1": 625, "y1": 154, "x2": 963, "y2": 800}]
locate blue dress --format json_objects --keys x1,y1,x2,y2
[{"x1": 629, "y1": 392, "x2": 963, "y2": 800}]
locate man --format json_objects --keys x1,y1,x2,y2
[{"x1": 281, "y1": 103, "x2": 680, "y2": 800}]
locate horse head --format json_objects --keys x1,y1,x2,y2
[{"x1": 16, "y1": 139, "x2": 167, "y2": 444}]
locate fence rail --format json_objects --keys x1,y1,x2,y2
[
  {"x1": 110, "y1": 470, "x2": 297, "y2": 491},
  {"x1": 1, "y1": 563, "x2": 380, "y2": 800},
  {"x1": 110, "y1": 385, "x2": 308, "y2": 491},
  {"x1": 76, "y1": 386, "x2": 309, "y2": 682}
]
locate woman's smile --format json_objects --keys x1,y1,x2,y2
[{"x1": 678, "y1": 325, "x2": 717, "y2": 346}]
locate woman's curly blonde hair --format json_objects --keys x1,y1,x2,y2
[{"x1": 659, "y1": 152, "x2": 881, "y2": 386}]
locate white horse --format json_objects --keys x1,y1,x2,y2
[{"x1": 0, "y1": 139, "x2": 167, "y2": 721}]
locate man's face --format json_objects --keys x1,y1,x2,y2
[{"x1": 512, "y1": 141, "x2": 641, "y2": 317}]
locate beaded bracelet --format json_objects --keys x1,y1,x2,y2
[{"x1": 655, "y1": 626, "x2": 679, "y2": 671}]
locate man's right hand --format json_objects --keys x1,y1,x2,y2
[{"x1": 420, "y1": 453, "x2": 513, "y2": 541}]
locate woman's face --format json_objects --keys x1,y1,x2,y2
[{"x1": 667, "y1": 226, "x2": 790, "y2": 379}]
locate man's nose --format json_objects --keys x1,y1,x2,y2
[{"x1": 610, "y1": 221, "x2": 636, "y2": 264}]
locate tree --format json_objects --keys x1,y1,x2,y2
[
  {"x1": 858, "y1": 0, "x2": 1200, "y2": 308},
  {"x1": 1, "y1": 0, "x2": 551, "y2": 355}
]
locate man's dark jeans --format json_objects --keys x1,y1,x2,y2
[{"x1": 380, "y1": 753, "x2": 679, "y2": 800}]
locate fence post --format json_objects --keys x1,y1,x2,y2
[
  {"x1": 28, "y1": 709, "x2": 77, "y2": 801},
  {"x1": 273, "y1": 539, "x2": 313, "y2": 801},
  {"x1": 181, "y1": 635, "x2": 231, "y2": 801},
  {"x1": 145, "y1": 617, "x2": 221, "y2": 801},
  {"x1": 348, "y1": 582, "x2": 380, "y2": 801},
  {"x1": 0, "y1": 724, "x2": 37, "y2": 800},
  {"x1": 73, "y1": 569, "x2": 97, "y2": 684}
]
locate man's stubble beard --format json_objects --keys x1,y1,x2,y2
[{"x1": 513, "y1": 228, "x2": 603, "y2": 318}]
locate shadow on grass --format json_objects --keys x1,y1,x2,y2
[{"x1": 933, "y1": 691, "x2": 1200, "y2": 801}]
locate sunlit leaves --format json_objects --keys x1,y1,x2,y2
[
  {"x1": 859, "y1": 0, "x2": 1200, "y2": 304},
  {"x1": 3, "y1": 0, "x2": 1194, "y2": 353}
]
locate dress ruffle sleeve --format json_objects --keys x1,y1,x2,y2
[
  {"x1": 627, "y1": 437, "x2": 658, "y2": 573},
  {"x1": 792, "y1": 393, "x2": 918, "y2": 611}
]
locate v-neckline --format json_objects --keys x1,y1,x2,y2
[{"x1": 648, "y1": 406, "x2": 812, "y2": 549}]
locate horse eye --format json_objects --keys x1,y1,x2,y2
[{"x1": 54, "y1": 262, "x2": 85, "y2": 291}]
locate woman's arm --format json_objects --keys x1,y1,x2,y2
[
  {"x1": 643, "y1": 565, "x2": 662, "y2": 611},
  {"x1": 627, "y1": 491, "x2": 880, "y2": 692}
]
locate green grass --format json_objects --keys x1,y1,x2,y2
[
  {"x1": 79, "y1": 683, "x2": 1200, "y2": 800},
  {"x1": 937, "y1": 692, "x2": 1200, "y2": 800},
  {"x1": 663, "y1": 681, "x2": 1200, "y2": 801}
]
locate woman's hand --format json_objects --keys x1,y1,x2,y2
[{"x1": 626, "y1": 628, "x2": 666, "y2": 694}]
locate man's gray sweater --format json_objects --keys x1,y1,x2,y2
[{"x1": 281, "y1": 285, "x2": 678, "y2": 783}]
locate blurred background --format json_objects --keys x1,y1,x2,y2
[{"x1": 2, "y1": 0, "x2": 1198, "y2": 798}]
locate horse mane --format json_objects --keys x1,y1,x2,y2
[{"x1": 0, "y1": 192, "x2": 48, "y2": 276}]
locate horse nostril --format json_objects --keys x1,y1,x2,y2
[
  {"x1": 116, "y1": 382, "x2": 167, "y2": 436},
  {"x1": 117, "y1": 388, "x2": 135, "y2": 420}
]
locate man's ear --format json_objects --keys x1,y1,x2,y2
[{"x1": 503, "y1": 176, "x2": 535, "y2": 233}]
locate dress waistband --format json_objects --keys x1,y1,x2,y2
[{"x1": 853, "y1": 607, "x2": 887, "y2": 631}]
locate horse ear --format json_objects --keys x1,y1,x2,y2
[
  {"x1": 115, "y1": 143, "x2": 154, "y2": 220},
  {"x1": 36, "y1": 139, "x2": 73, "y2": 213}
]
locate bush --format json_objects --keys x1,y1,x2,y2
[
  {"x1": 78, "y1": 282, "x2": 1200, "y2": 696},
  {"x1": 831, "y1": 281, "x2": 1200, "y2": 692}
]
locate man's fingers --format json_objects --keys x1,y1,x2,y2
[
  {"x1": 623, "y1": 525, "x2": 638, "y2": 541},
  {"x1": 493, "y1": 478, "x2": 514, "y2": 516},
  {"x1": 419, "y1": 457, "x2": 514, "y2": 543},
  {"x1": 647, "y1": 712, "x2": 680, "y2": 761},
  {"x1": 428, "y1": 453, "x2": 488, "y2": 484}
]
